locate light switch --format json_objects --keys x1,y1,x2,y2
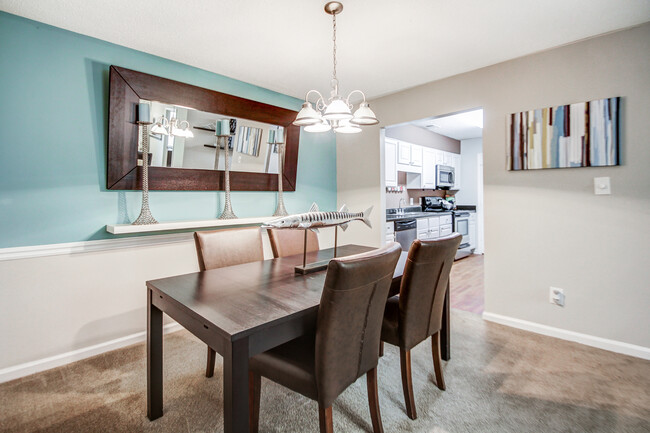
[{"x1": 594, "y1": 177, "x2": 611, "y2": 195}]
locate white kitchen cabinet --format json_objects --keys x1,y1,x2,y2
[
  {"x1": 385, "y1": 221, "x2": 395, "y2": 244},
  {"x1": 397, "y1": 141, "x2": 411, "y2": 164},
  {"x1": 421, "y1": 148, "x2": 436, "y2": 189},
  {"x1": 443, "y1": 152, "x2": 453, "y2": 166},
  {"x1": 434, "y1": 149, "x2": 444, "y2": 165},
  {"x1": 427, "y1": 216, "x2": 440, "y2": 239},
  {"x1": 452, "y1": 154, "x2": 461, "y2": 189},
  {"x1": 440, "y1": 224, "x2": 453, "y2": 237},
  {"x1": 410, "y1": 144, "x2": 422, "y2": 167},
  {"x1": 385, "y1": 139, "x2": 397, "y2": 187},
  {"x1": 416, "y1": 218, "x2": 428, "y2": 240}
]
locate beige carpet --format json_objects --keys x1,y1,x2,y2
[{"x1": 1, "y1": 310, "x2": 649, "y2": 433}]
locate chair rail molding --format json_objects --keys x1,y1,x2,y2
[{"x1": 0, "y1": 233, "x2": 194, "y2": 262}]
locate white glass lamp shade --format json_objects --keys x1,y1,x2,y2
[
  {"x1": 350, "y1": 102, "x2": 379, "y2": 125},
  {"x1": 293, "y1": 102, "x2": 321, "y2": 126},
  {"x1": 150, "y1": 120, "x2": 169, "y2": 135},
  {"x1": 304, "y1": 119, "x2": 332, "y2": 133},
  {"x1": 180, "y1": 121, "x2": 194, "y2": 138},
  {"x1": 323, "y1": 98, "x2": 353, "y2": 121},
  {"x1": 334, "y1": 119, "x2": 362, "y2": 134}
]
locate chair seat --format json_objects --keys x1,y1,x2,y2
[
  {"x1": 381, "y1": 295, "x2": 400, "y2": 347},
  {"x1": 250, "y1": 334, "x2": 318, "y2": 401}
]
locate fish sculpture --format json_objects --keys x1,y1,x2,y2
[{"x1": 262, "y1": 203, "x2": 372, "y2": 232}]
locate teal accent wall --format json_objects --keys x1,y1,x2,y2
[{"x1": 0, "y1": 12, "x2": 337, "y2": 248}]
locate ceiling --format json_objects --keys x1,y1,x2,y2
[
  {"x1": 1, "y1": 1, "x2": 649, "y2": 100},
  {"x1": 411, "y1": 109, "x2": 484, "y2": 141}
]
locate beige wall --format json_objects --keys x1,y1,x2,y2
[
  {"x1": 338, "y1": 23, "x2": 650, "y2": 348},
  {"x1": 0, "y1": 230, "x2": 336, "y2": 372}
]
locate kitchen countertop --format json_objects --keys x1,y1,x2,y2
[{"x1": 386, "y1": 211, "x2": 452, "y2": 222}]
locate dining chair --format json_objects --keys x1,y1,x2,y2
[
  {"x1": 249, "y1": 242, "x2": 402, "y2": 433},
  {"x1": 380, "y1": 234, "x2": 461, "y2": 420},
  {"x1": 193, "y1": 227, "x2": 264, "y2": 377},
  {"x1": 267, "y1": 228, "x2": 319, "y2": 258}
]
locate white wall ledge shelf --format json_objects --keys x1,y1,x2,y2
[{"x1": 106, "y1": 216, "x2": 272, "y2": 234}]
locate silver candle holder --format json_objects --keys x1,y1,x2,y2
[
  {"x1": 132, "y1": 121, "x2": 158, "y2": 225},
  {"x1": 217, "y1": 134, "x2": 238, "y2": 219},
  {"x1": 272, "y1": 141, "x2": 288, "y2": 217}
]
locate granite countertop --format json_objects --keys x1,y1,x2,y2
[{"x1": 386, "y1": 211, "x2": 452, "y2": 222}]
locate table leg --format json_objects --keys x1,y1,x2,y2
[
  {"x1": 441, "y1": 282, "x2": 450, "y2": 361},
  {"x1": 224, "y1": 337, "x2": 250, "y2": 433},
  {"x1": 147, "y1": 289, "x2": 163, "y2": 420}
]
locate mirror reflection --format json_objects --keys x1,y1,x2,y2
[{"x1": 137, "y1": 99, "x2": 284, "y2": 174}]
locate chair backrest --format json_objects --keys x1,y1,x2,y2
[
  {"x1": 193, "y1": 227, "x2": 264, "y2": 271},
  {"x1": 398, "y1": 234, "x2": 462, "y2": 349},
  {"x1": 267, "y1": 229, "x2": 319, "y2": 258},
  {"x1": 315, "y1": 242, "x2": 402, "y2": 407}
]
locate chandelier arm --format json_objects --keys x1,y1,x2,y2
[{"x1": 345, "y1": 90, "x2": 367, "y2": 108}]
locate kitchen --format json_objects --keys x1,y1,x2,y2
[{"x1": 383, "y1": 109, "x2": 484, "y2": 312}]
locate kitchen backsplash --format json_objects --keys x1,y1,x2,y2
[{"x1": 386, "y1": 186, "x2": 449, "y2": 209}]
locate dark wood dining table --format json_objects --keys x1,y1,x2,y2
[{"x1": 146, "y1": 244, "x2": 450, "y2": 432}]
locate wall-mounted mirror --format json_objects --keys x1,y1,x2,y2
[
  {"x1": 138, "y1": 100, "x2": 284, "y2": 174},
  {"x1": 108, "y1": 66, "x2": 300, "y2": 191}
]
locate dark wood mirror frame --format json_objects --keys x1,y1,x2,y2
[{"x1": 107, "y1": 66, "x2": 300, "y2": 191}]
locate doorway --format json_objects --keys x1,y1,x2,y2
[{"x1": 381, "y1": 108, "x2": 485, "y2": 314}]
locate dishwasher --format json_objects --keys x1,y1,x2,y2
[{"x1": 394, "y1": 219, "x2": 417, "y2": 251}]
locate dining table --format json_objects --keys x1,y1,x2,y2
[{"x1": 146, "y1": 244, "x2": 450, "y2": 432}]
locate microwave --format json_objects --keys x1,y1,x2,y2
[{"x1": 435, "y1": 165, "x2": 455, "y2": 189}]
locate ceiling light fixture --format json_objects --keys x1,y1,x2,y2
[
  {"x1": 293, "y1": 2, "x2": 378, "y2": 133},
  {"x1": 151, "y1": 115, "x2": 194, "y2": 138}
]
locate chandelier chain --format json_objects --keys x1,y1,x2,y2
[{"x1": 332, "y1": 13, "x2": 337, "y2": 83}]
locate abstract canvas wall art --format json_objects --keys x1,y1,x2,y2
[{"x1": 507, "y1": 97, "x2": 620, "y2": 170}]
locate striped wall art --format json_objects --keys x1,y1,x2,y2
[{"x1": 507, "y1": 97, "x2": 620, "y2": 170}]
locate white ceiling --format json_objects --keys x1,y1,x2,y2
[
  {"x1": 411, "y1": 109, "x2": 484, "y2": 141},
  {"x1": 2, "y1": 0, "x2": 649, "y2": 100}
]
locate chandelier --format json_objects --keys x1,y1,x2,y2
[
  {"x1": 150, "y1": 114, "x2": 194, "y2": 138},
  {"x1": 293, "y1": 2, "x2": 379, "y2": 134}
]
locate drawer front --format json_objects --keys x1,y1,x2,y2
[
  {"x1": 417, "y1": 230, "x2": 429, "y2": 240},
  {"x1": 429, "y1": 229, "x2": 440, "y2": 239},
  {"x1": 440, "y1": 224, "x2": 453, "y2": 236},
  {"x1": 416, "y1": 218, "x2": 428, "y2": 231},
  {"x1": 385, "y1": 222, "x2": 394, "y2": 234},
  {"x1": 440, "y1": 215, "x2": 452, "y2": 225},
  {"x1": 428, "y1": 217, "x2": 440, "y2": 228}
]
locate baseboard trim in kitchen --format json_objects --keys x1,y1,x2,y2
[
  {"x1": 0, "y1": 322, "x2": 183, "y2": 384},
  {"x1": 483, "y1": 312, "x2": 650, "y2": 360}
]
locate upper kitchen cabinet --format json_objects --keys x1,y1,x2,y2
[
  {"x1": 385, "y1": 139, "x2": 398, "y2": 187},
  {"x1": 396, "y1": 141, "x2": 422, "y2": 173},
  {"x1": 451, "y1": 154, "x2": 462, "y2": 189},
  {"x1": 397, "y1": 141, "x2": 411, "y2": 164},
  {"x1": 421, "y1": 147, "x2": 436, "y2": 189}
]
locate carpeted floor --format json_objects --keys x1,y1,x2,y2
[{"x1": 1, "y1": 310, "x2": 649, "y2": 433}]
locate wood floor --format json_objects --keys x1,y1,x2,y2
[{"x1": 449, "y1": 254, "x2": 484, "y2": 314}]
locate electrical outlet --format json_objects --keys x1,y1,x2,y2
[{"x1": 549, "y1": 287, "x2": 565, "y2": 307}]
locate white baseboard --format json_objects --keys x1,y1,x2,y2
[
  {"x1": 482, "y1": 312, "x2": 650, "y2": 360},
  {"x1": 0, "y1": 323, "x2": 183, "y2": 384}
]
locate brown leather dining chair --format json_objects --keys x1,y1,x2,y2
[
  {"x1": 193, "y1": 227, "x2": 264, "y2": 377},
  {"x1": 267, "y1": 228, "x2": 319, "y2": 258},
  {"x1": 249, "y1": 242, "x2": 402, "y2": 433},
  {"x1": 380, "y1": 234, "x2": 462, "y2": 420}
]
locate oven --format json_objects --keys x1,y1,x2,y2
[
  {"x1": 453, "y1": 211, "x2": 474, "y2": 260},
  {"x1": 435, "y1": 165, "x2": 455, "y2": 189}
]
